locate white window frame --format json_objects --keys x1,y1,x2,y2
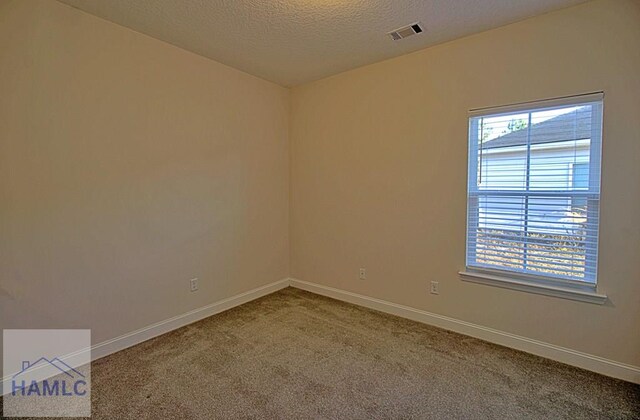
[{"x1": 459, "y1": 93, "x2": 607, "y2": 304}]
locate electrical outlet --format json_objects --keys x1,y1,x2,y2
[
  {"x1": 190, "y1": 278, "x2": 199, "y2": 292},
  {"x1": 359, "y1": 268, "x2": 366, "y2": 280},
  {"x1": 430, "y1": 281, "x2": 439, "y2": 295}
]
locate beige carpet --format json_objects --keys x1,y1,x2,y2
[{"x1": 3, "y1": 287, "x2": 639, "y2": 419}]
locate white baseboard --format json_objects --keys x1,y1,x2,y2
[
  {"x1": 289, "y1": 278, "x2": 640, "y2": 384},
  {"x1": 2, "y1": 278, "x2": 290, "y2": 396},
  {"x1": 5, "y1": 276, "x2": 637, "y2": 396},
  {"x1": 90, "y1": 278, "x2": 290, "y2": 361}
]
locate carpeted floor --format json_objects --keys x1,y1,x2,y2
[{"x1": 3, "y1": 287, "x2": 639, "y2": 419}]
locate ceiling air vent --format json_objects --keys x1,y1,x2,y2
[{"x1": 388, "y1": 23, "x2": 424, "y2": 41}]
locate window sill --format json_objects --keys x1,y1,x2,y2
[{"x1": 458, "y1": 270, "x2": 607, "y2": 305}]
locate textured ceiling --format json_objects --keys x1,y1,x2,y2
[{"x1": 57, "y1": 0, "x2": 588, "y2": 87}]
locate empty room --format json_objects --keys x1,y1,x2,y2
[{"x1": 1, "y1": 0, "x2": 639, "y2": 418}]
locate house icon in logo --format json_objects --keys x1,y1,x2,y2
[{"x1": 13, "y1": 357, "x2": 85, "y2": 380}]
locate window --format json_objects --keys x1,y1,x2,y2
[{"x1": 465, "y1": 93, "x2": 603, "y2": 289}]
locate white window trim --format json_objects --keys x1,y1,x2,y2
[
  {"x1": 464, "y1": 92, "x2": 605, "y2": 301},
  {"x1": 468, "y1": 92, "x2": 604, "y2": 118},
  {"x1": 459, "y1": 270, "x2": 607, "y2": 305}
]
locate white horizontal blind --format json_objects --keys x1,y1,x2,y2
[{"x1": 466, "y1": 93, "x2": 603, "y2": 284}]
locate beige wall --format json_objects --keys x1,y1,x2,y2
[
  {"x1": 290, "y1": 0, "x2": 640, "y2": 367},
  {"x1": 0, "y1": 0, "x2": 289, "y2": 362}
]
